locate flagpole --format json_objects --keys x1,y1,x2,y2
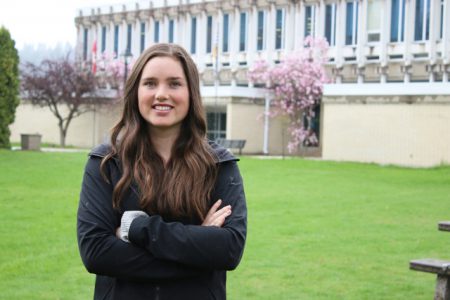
[{"x1": 213, "y1": 21, "x2": 219, "y2": 141}]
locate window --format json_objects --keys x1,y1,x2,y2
[
  {"x1": 114, "y1": 25, "x2": 119, "y2": 57},
  {"x1": 140, "y1": 22, "x2": 145, "y2": 53},
  {"x1": 126, "y1": 24, "x2": 132, "y2": 53},
  {"x1": 206, "y1": 16, "x2": 213, "y2": 53},
  {"x1": 302, "y1": 105, "x2": 321, "y2": 147},
  {"x1": 154, "y1": 21, "x2": 160, "y2": 43},
  {"x1": 168, "y1": 19, "x2": 174, "y2": 43},
  {"x1": 207, "y1": 112, "x2": 227, "y2": 140},
  {"x1": 325, "y1": 4, "x2": 337, "y2": 46},
  {"x1": 440, "y1": 0, "x2": 444, "y2": 39},
  {"x1": 345, "y1": 1, "x2": 358, "y2": 45},
  {"x1": 304, "y1": 5, "x2": 316, "y2": 37},
  {"x1": 101, "y1": 26, "x2": 106, "y2": 53},
  {"x1": 83, "y1": 28, "x2": 88, "y2": 60},
  {"x1": 275, "y1": 9, "x2": 284, "y2": 49},
  {"x1": 414, "y1": 0, "x2": 430, "y2": 41},
  {"x1": 223, "y1": 14, "x2": 229, "y2": 52},
  {"x1": 390, "y1": 0, "x2": 405, "y2": 42},
  {"x1": 191, "y1": 17, "x2": 197, "y2": 54},
  {"x1": 239, "y1": 12, "x2": 247, "y2": 51},
  {"x1": 257, "y1": 11, "x2": 265, "y2": 51},
  {"x1": 367, "y1": 0, "x2": 382, "y2": 42}
]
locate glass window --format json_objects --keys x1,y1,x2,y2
[
  {"x1": 257, "y1": 11, "x2": 265, "y2": 51},
  {"x1": 239, "y1": 12, "x2": 247, "y2": 52},
  {"x1": 275, "y1": 9, "x2": 284, "y2": 49},
  {"x1": 305, "y1": 5, "x2": 316, "y2": 37},
  {"x1": 440, "y1": 0, "x2": 444, "y2": 39},
  {"x1": 325, "y1": 4, "x2": 337, "y2": 46},
  {"x1": 140, "y1": 22, "x2": 145, "y2": 53},
  {"x1": 101, "y1": 26, "x2": 106, "y2": 53},
  {"x1": 207, "y1": 112, "x2": 227, "y2": 141},
  {"x1": 126, "y1": 24, "x2": 132, "y2": 53},
  {"x1": 191, "y1": 17, "x2": 197, "y2": 54},
  {"x1": 154, "y1": 21, "x2": 160, "y2": 43},
  {"x1": 206, "y1": 16, "x2": 213, "y2": 53},
  {"x1": 345, "y1": 1, "x2": 359, "y2": 45},
  {"x1": 414, "y1": 0, "x2": 430, "y2": 41},
  {"x1": 390, "y1": 0, "x2": 406, "y2": 42},
  {"x1": 223, "y1": 14, "x2": 229, "y2": 52},
  {"x1": 168, "y1": 19, "x2": 174, "y2": 43},
  {"x1": 114, "y1": 25, "x2": 119, "y2": 57},
  {"x1": 83, "y1": 28, "x2": 88, "y2": 60},
  {"x1": 367, "y1": 0, "x2": 382, "y2": 42}
]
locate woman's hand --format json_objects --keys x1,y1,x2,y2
[{"x1": 202, "y1": 199, "x2": 232, "y2": 227}]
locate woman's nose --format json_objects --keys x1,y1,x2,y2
[{"x1": 155, "y1": 85, "x2": 169, "y2": 100}]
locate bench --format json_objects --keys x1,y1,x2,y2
[
  {"x1": 216, "y1": 139, "x2": 246, "y2": 155},
  {"x1": 439, "y1": 222, "x2": 450, "y2": 232},
  {"x1": 410, "y1": 221, "x2": 450, "y2": 300}
]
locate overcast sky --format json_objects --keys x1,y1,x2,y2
[{"x1": 0, "y1": 0, "x2": 128, "y2": 49}]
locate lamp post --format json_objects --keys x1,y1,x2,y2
[{"x1": 121, "y1": 49, "x2": 133, "y2": 88}]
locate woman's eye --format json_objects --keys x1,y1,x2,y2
[
  {"x1": 170, "y1": 81, "x2": 181, "y2": 88},
  {"x1": 144, "y1": 81, "x2": 156, "y2": 87}
]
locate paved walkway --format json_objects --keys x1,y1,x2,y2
[{"x1": 11, "y1": 146, "x2": 90, "y2": 153}]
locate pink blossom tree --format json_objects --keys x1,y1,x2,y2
[
  {"x1": 96, "y1": 52, "x2": 135, "y2": 94},
  {"x1": 248, "y1": 36, "x2": 330, "y2": 153}
]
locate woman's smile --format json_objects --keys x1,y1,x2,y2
[{"x1": 137, "y1": 56, "x2": 190, "y2": 135}]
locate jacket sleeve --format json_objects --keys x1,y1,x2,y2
[
  {"x1": 77, "y1": 156, "x2": 202, "y2": 281},
  {"x1": 128, "y1": 160, "x2": 247, "y2": 271}
]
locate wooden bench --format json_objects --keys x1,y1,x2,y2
[
  {"x1": 410, "y1": 221, "x2": 450, "y2": 300},
  {"x1": 439, "y1": 222, "x2": 450, "y2": 232},
  {"x1": 215, "y1": 139, "x2": 246, "y2": 155}
]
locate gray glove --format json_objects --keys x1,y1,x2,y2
[{"x1": 118, "y1": 210, "x2": 149, "y2": 242}]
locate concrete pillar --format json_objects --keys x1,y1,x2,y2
[
  {"x1": 285, "y1": 3, "x2": 295, "y2": 52},
  {"x1": 403, "y1": 0, "x2": 414, "y2": 69},
  {"x1": 335, "y1": 0, "x2": 346, "y2": 68},
  {"x1": 198, "y1": 9, "x2": 207, "y2": 69},
  {"x1": 184, "y1": 12, "x2": 192, "y2": 53},
  {"x1": 380, "y1": 0, "x2": 390, "y2": 70},
  {"x1": 356, "y1": 0, "x2": 367, "y2": 70},
  {"x1": 248, "y1": 4, "x2": 257, "y2": 65},
  {"x1": 293, "y1": 1, "x2": 301, "y2": 48},
  {"x1": 267, "y1": 3, "x2": 276, "y2": 60},
  {"x1": 230, "y1": 5, "x2": 240, "y2": 86},
  {"x1": 162, "y1": 13, "x2": 168, "y2": 43}
]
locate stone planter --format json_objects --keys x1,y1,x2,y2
[{"x1": 21, "y1": 134, "x2": 42, "y2": 151}]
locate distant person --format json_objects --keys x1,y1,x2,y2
[{"x1": 77, "y1": 43, "x2": 247, "y2": 300}]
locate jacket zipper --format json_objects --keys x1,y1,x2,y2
[{"x1": 155, "y1": 285, "x2": 160, "y2": 300}]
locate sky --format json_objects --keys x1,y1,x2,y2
[{"x1": 0, "y1": 0, "x2": 127, "y2": 50}]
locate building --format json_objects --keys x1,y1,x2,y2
[{"x1": 11, "y1": 0, "x2": 450, "y2": 166}]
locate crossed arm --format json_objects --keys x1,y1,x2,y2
[{"x1": 77, "y1": 156, "x2": 247, "y2": 281}]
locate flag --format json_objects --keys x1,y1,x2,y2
[{"x1": 91, "y1": 39, "x2": 97, "y2": 74}]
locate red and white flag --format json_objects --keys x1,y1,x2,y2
[{"x1": 91, "y1": 39, "x2": 97, "y2": 74}]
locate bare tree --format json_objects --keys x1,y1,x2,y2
[{"x1": 21, "y1": 55, "x2": 115, "y2": 147}]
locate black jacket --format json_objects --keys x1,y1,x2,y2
[{"x1": 77, "y1": 142, "x2": 247, "y2": 300}]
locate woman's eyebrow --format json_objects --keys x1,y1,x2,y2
[{"x1": 141, "y1": 76, "x2": 156, "y2": 81}]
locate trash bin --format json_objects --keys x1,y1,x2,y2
[{"x1": 21, "y1": 134, "x2": 42, "y2": 151}]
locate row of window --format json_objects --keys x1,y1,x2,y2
[
  {"x1": 82, "y1": 0, "x2": 446, "y2": 60},
  {"x1": 318, "y1": 0, "x2": 444, "y2": 47}
]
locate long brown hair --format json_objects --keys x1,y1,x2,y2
[{"x1": 101, "y1": 43, "x2": 217, "y2": 221}]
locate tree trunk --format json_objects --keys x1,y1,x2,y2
[
  {"x1": 58, "y1": 118, "x2": 67, "y2": 148},
  {"x1": 59, "y1": 126, "x2": 66, "y2": 148}
]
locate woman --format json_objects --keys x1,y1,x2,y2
[{"x1": 77, "y1": 43, "x2": 247, "y2": 300}]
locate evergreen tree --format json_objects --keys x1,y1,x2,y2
[{"x1": 0, "y1": 27, "x2": 20, "y2": 148}]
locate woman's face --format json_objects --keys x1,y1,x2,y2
[{"x1": 137, "y1": 56, "x2": 190, "y2": 135}]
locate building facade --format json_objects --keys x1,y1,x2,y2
[{"x1": 11, "y1": 0, "x2": 450, "y2": 166}]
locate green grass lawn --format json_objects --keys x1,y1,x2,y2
[{"x1": 0, "y1": 150, "x2": 449, "y2": 299}]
